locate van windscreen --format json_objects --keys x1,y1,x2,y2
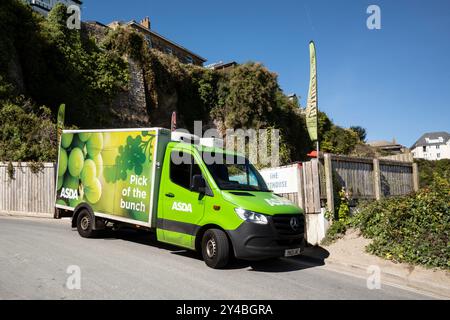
[{"x1": 201, "y1": 153, "x2": 269, "y2": 192}]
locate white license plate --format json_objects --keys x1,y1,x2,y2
[{"x1": 284, "y1": 248, "x2": 302, "y2": 257}]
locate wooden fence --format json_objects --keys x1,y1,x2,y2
[
  {"x1": 321, "y1": 154, "x2": 419, "y2": 213},
  {"x1": 379, "y1": 153, "x2": 414, "y2": 162},
  {"x1": 0, "y1": 162, "x2": 56, "y2": 217},
  {"x1": 261, "y1": 154, "x2": 419, "y2": 245},
  {"x1": 260, "y1": 154, "x2": 419, "y2": 214}
]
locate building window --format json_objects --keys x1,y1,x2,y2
[
  {"x1": 144, "y1": 35, "x2": 152, "y2": 47},
  {"x1": 436, "y1": 145, "x2": 440, "y2": 150},
  {"x1": 185, "y1": 56, "x2": 193, "y2": 64},
  {"x1": 165, "y1": 47, "x2": 173, "y2": 55},
  {"x1": 423, "y1": 146, "x2": 426, "y2": 152},
  {"x1": 437, "y1": 153, "x2": 441, "y2": 159}
]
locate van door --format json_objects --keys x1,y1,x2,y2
[{"x1": 158, "y1": 148, "x2": 206, "y2": 249}]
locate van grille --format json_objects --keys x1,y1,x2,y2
[{"x1": 271, "y1": 214, "x2": 305, "y2": 236}]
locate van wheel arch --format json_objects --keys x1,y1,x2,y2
[
  {"x1": 72, "y1": 204, "x2": 96, "y2": 229},
  {"x1": 195, "y1": 224, "x2": 233, "y2": 255}
]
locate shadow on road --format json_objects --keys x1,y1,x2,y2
[
  {"x1": 100, "y1": 228, "x2": 330, "y2": 273},
  {"x1": 245, "y1": 246, "x2": 330, "y2": 273}
]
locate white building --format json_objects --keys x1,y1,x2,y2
[
  {"x1": 26, "y1": 0, "x2": 82, "y2": 16},
  {"x1": 411, "y1": 131, "x2": 450, "y2": 160}
]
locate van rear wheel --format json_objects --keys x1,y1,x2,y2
[
  {"x1": 76, "y1": 209, "x2": 95, "y2": 238},
  {"x1": 201, "y1": 229, "x2": 229, "y2": 269}
]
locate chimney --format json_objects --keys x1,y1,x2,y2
[{"x1": 140, "y1": 17, "x2": 151, "y2": 30}]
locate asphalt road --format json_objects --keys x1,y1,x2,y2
[{"x1": 0, "y1": 216, "x2": 432, "y2": 300}]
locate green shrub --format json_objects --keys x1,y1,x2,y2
[
  {"x1": 321, "y1": 188, "x2": 352, "y2": 245},
  {"x1": 416, "y1": 159, "x2": 450, "y2": 188},
  {"x1": 352, "y1": 179, "x2": 450, "y2": 269},
  {"x1": 321, "y1": 219, "x2": 349, "y2": 246},
  {"x1": 0, "y1": 100, "x2": 57, "y2": 162},
  {"x1": 337, "y1": 188, "x2": 351, "y2": 221}
]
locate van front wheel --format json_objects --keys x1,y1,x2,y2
[{"x1": 201, "y1": 229, "x2": 229, "y2": 269}]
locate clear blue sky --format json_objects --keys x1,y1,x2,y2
[{"x1": 82, "y1": 0, "x2": 450, "y2": 147}]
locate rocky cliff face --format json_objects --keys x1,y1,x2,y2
[
  {"x1": 109, "y1": 57, "x2": 150, "y2": 127},
  {"x1": 84, "y1": 22, "x2": 154, "y2": 128},
  {"x1": 83, "y1": 21, "x2": 183, "y2": 129}
]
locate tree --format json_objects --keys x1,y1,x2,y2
[
  {"x1": 321, "y1": 126, "x2": 360, "y2": 154},
  {"x1": 318, "y1": 111, "x2": 332, "y2": 138},
  {"x1": 212, "y1": 63, "x2": 278, "y2": 130},
  {"x1": 350, "y1": 126, "x2": 367, "y2": 142}
]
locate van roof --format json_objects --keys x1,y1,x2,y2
[
  {"x1": 168, "y1": 141, "x2": 246, "y2": 158},
  {"x1": 62, "y1": 127, "x2": 168, "y2": 133}
]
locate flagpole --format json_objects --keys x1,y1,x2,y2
[{"x1": 316, "y1": 140, "x2": 320, "y2": 159}]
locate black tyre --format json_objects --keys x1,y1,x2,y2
[
  {"x1": 201, "y1": 229, "x2": 230, "y2": 269},
  {"x1": 76, "y1": 209, "x2": 95, "y2": 238}
]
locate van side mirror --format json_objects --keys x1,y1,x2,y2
[{"x1": 191, "y1": 174, "x2": 206, "y2": 193}]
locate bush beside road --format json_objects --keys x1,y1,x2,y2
[{"x1": 323, "y1": 178, "x2": 450, "y2": 270}]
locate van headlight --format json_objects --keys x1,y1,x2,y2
[{"x1": 234, "y1": 208, "x2": 268, "y2": 225}]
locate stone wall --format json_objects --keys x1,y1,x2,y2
[
  {"x1": 109, "y1": 57, "x2": 150, "y2": 127},
  {"x1": 84, "y1": 21, "x2": 151, "y2": 128}
]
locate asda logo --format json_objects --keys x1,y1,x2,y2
[
  {"x1": 60, "y1": 187, "x2": 79, "y2": 200},
  {"x1": 265, "y1": 197, "x2": 291, "y2": 207},
  {"x1": 172, "y1": 202, "x2": 192, "y2": 212}
]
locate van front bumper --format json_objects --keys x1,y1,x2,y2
[{"x1": 227, "y1": 216, "x2": 305, "y2": 261}]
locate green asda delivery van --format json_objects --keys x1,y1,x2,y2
[{"x1": 55, "y1": 128, "x2": 305, "y2": 268}]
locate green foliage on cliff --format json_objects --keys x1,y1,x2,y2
[
  {"x1": 1, "y1": 0, "x2": 366, "y2": 165},
  {"x1": 212, "y1": 63, "x2": 278, "y2": 129},
  {"x1": 0, "y1": 0, "x2": 129, "y2": 128},
  {"x1": 0, "y1": 0, "x2": 129, "y2": 163},
  {"x1": 213, "y1": 63, "x2": 311, "y2": 164},
  {"x1": 104, "y1": 27, "x2": 313, "y2": 165}
]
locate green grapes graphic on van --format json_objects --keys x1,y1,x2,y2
[{"x1": 56, "y1": 130, "x2": 156, "y2": 222}]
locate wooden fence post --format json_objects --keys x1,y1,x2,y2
[
  {"x1": 324, "y1": 153, "x2": 334, "y2": 216},
  {"x1": 373, "y1": 158, "x2": 382, "y2": 200},
  {"x1": 311, "y1": 158, "x2": 321, "y2": 213},
  {"x1": 296, "y1": 163, "x2": 305, "y2": 210},
  {"x1": 412, "y1": 162, "x2": 419, "y2": 192}
]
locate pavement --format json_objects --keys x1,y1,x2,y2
[
  {"x1": 303, "y1": 229, "x2": 450, "y2": 299},
  {"x1": 0, "y1": 215, "x2": 443, "y2": 300}
]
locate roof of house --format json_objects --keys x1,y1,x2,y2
[
  {"x1": 126, "y1": 21, "x2": 207, "y2": 62},
  {"x1": 411, "y1": 131, "x2": 450, "y2": 149},
  {"x1": 367, "y1": 140, "x2": 404, "y2": 149},
  {"x1": 85, "y1": 20, "x2": 108, "y2": 28},
  {"x1": 205, "y1": 61, "x2": 237, "y2": 70},
  {"x1": 28, "y1": 0, "x2": 83, "y2": 10}
]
